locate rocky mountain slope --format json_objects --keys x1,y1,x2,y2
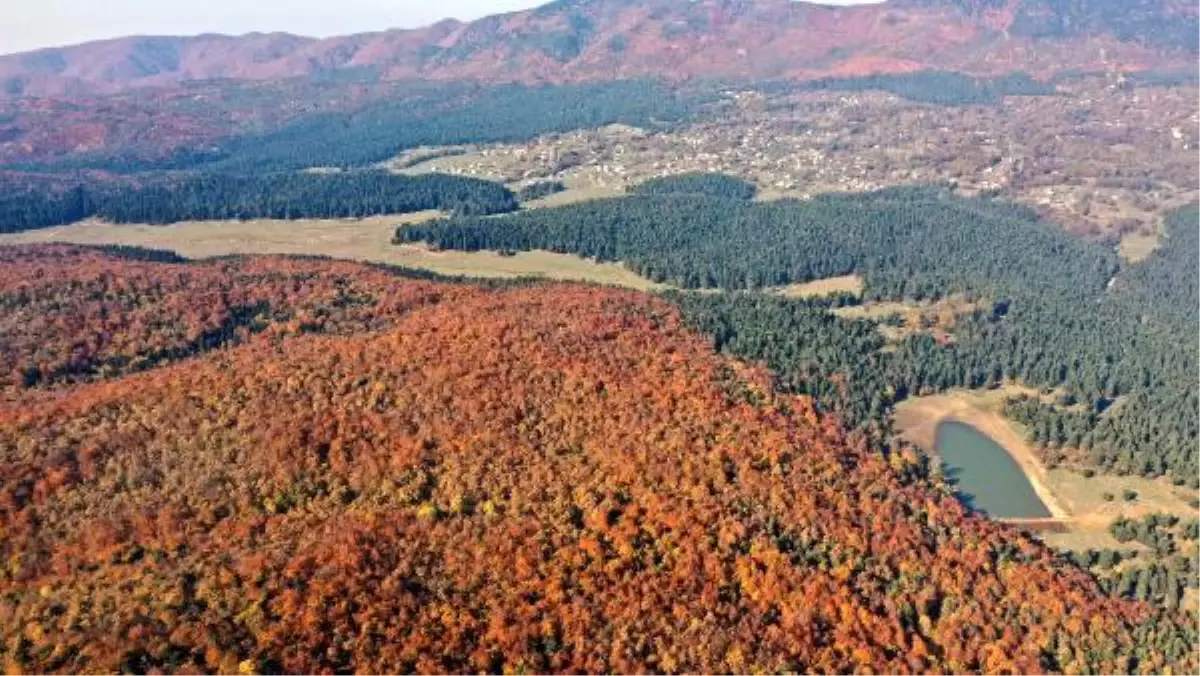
[{"x1": 1, "y1": 0, "x2": 1196, "y2": 98}]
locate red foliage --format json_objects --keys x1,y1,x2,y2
[{"x1": 0, "y1": 246, "x2": 1192, "y2": 674}]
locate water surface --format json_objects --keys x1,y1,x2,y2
[{"x1": 935, "y1": 420, "x2": 1051, "y2": 519}]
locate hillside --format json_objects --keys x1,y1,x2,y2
[
  {"x1": 1, "y1": 0, "x2": 1196, "y2": 98},
  {"x1": 0, "y1": 245, "x2": 1195, "y2": 673},
  {"x1": 399, "y1": 187, "x2": 1200, "y2": 484},
  {"x1": 1, "y1": 0, "x2": 1196, "y2": 170}
]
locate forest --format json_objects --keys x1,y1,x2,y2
[
  {"x1": 0, "y1": 245, "x2": 1195, "y2": 674},
  {"x1": 1007, "y1": 0, "x2": 1200, "y2": 53},
  {"x1": 0, "y1": 171, "x2": 516, "y2": 233},
  {"x1": 1063, "y1": 513, "x2": 1200, "y2": 610},
  {"x1": 629, "y1": 172, "x2": 758, "y2": 199},
  {"x1": 11, "y1": 80, "x2": 710, "y2": 175},
  {"x1": 774, "y1": 70, "x2": 1056, "y2": 105},
  {"x1": 3, "y1": 68, "x2": 1064, "y2": 181},
  {"x1": 397, "y1": 186, "x2": 1200, "y2": 484},
  {"x1": 199, "y1": 80, "x2": 709, "y2": 173}
]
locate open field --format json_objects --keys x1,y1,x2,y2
[
  {"x1": 1113, "y1": 191, "x2": 1199, "y2": 262},
  {"x1": 832, "y1": 300, "x2": 915, "y2": 320},
  {"x1": 1038, "y1": 469, "x2": 1200, "y2": 552},
  {"x1": 833, "y1": 295, "x2": 980, "y2": 341},
  {"x1": 0, "y1": 217, "x2": 666, "y2": 289},
  {"x1": 392, "y1": 143, "x2": 629, "y2": 209},
  {"x1": 1185, "y1": 589, "x2": 1199, "y2": 614},
  {"x1": 1, "y1": 218, "x2": 879, "y2": 296},
  {"x1": 521, "y1": 179, "x2": 625, "y2": 209},
  {"x1": 393, "y1": 148, "x2": 507, "y2": 183},
  {"x1": 893, "y1": 388, "x2": 1198, "y2": 553},
  {"x1": 833, "y1": 295, "x2": 979, "y2": 320},
  {"x1": 1116, "y1": 230, "x2": 1161, "y2": 263},
  {"x1": 768, "y1": 274, "x2": 864, "y2": 299}
]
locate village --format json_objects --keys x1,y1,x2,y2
[{"x1": 392, "y1": 74, "x2": 1199, "y2": 251}]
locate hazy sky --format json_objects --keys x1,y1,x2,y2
[
  {"x1": 0, "y1": 1, "x2": 538, "y2": 54},
  {"x1": 0, "y1": 0, "x2": 879, "y2": 56}
]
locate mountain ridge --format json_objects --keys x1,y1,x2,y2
[{"x1": 1, "y1": 0, "x2": 1196, "y2": 98}]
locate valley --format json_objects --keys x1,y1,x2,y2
[
  {"x1": 0, "y1": 0, "x2": 1197, "y2": 673},
  {"x1": 3, "y1": 161, "x2": 1198, "y2": 619},
  {"x1": 387, "y1": 75, "x2": 1199, "y2": 242}
]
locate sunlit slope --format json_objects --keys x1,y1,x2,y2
[{"x1": 0, "y1": 246, "x2": 1194, "y2": 674}]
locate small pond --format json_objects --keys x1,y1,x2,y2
[{"x1": 935, "y1": 420, "x2": 1052, "y2": 519}]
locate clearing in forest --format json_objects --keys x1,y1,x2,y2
[
  {"x1": 767, "y1": 274, "x2": 864, "y2": 299},
  {"x1": 1117, "y1": 229, "x2": 1161, "y2": 263},
  {"x1": 833, "y1": 295, "x2": 981, "y2": 341},
  {"x1": 893, "y1": 387, "x2": 1068, "y2": 521},
  {"x1": 0, "y1": 217, "x2": 665, "y2": 289}
]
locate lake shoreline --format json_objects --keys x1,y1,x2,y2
[{"x1": 893, "y1": 393, "x2": 1071, "y2": 520}]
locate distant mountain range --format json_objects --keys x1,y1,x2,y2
[
  {"x1": 0, "y1": 0, "x2": 1195, "y2": 169},
  {"x1": 1, "y1": 0, "x2": 1196, "y2": 97}
]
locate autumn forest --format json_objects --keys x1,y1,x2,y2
[
  {"x1": 0, "y1": 0, "x2": 1198, "y2": 671},
  {"x1": 0, "y1": 246, "x2": 1196, "y2": 674}
]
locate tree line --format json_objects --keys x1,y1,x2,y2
[
  {"x1": 630, "y1": 172, "x2": 758, "y2": 199},
  {"x1": 398, "y1": 185, "x2": 1199, "y2": 483},
  {"x1": 14, "y1": 80, "x2": 709, "y2": 176},
  {"x1": 0, "y1": 245, "x2": 1195, "y2": 674},
  {"x1": 0, "y1": 170, "x2": 517, "y2": 233},
  {"x1": 763, "y1": 70, "x2": 1056, "y2": 105},
  {"x1": 1072, "y1": 513, "x2": 1200, "y2": 610}
]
